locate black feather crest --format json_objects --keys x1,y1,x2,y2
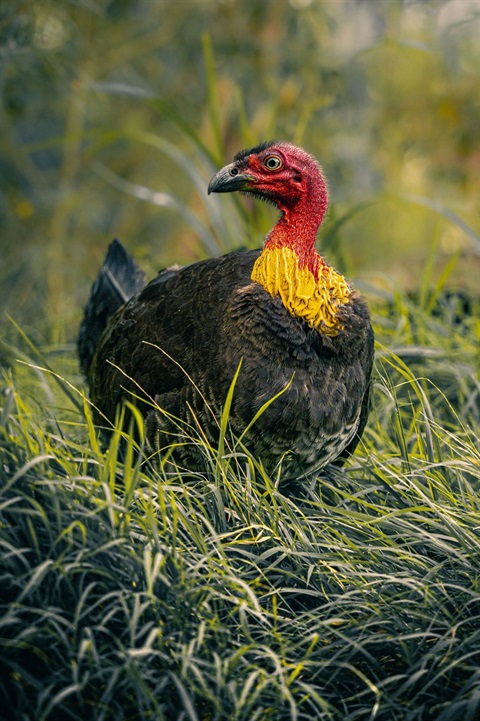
[{"x1": 234, "y1": 140, "x2": 279, "y2": 162}]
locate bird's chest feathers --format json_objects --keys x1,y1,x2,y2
[{"x1": 251, "y1": 245, "x2": 351, "y2": 336}]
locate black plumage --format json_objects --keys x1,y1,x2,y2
[{"x1": 78, "y1": 142, "x2": 374, "y2": 478}]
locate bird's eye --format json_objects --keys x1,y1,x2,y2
[{"x1": 264, "y1": 155, "x2": 283, "y2": 171}]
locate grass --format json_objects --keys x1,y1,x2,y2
[
  {"x1": 1, "y1": 287, "x2": 479, "y2": 721},
  {"x1": 1, "y1": 5, "x2": 479, "y2": 717}
]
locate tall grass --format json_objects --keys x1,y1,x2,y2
[
  {"x1": 1, "y1": 283, "x2": 479, "y2": 721},
  {"x1": 1, "y1": 3, "x2": 479, "y2": 718}
]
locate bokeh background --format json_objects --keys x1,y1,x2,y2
[{"x1": 2, "y1": 0, "x2": 479, "y2": 344}]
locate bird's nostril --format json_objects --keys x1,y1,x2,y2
[{"x1": 230, "y1": 168, "x2": 239, "y2": 176}]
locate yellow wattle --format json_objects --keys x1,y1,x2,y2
[{"x1": 251, "y1": 246, "x2": 350, "y2": 335}]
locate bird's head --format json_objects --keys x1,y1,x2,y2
[
  {"x1": 209, "y1": 141, "x2": 349, "y2": 331},
  {"x1": 208, "y1": 141, "x2": 328, "y2": 215}
]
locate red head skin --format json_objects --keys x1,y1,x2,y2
[{"x1": 242, "y1": 142, "x2": 329, "y2": 278}]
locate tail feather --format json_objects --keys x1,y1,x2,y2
[{"x1": 78, "y1": 240, "x2": 146, "y2": 378}]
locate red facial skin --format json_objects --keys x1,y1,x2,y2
[{"x1": 243, "y1": 143, "x2": 329, "y2": 279}]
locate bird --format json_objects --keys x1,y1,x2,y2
[{"x1": 78, "y1": 141, "x2": 374, "y2": 479}]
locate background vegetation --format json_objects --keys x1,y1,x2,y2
[
  {"x1": 1, "y1": 1, "x2": 479, "y2": 720},
  {"x1": 2, "y1": 0, "x2": 479, "y2": 341}
]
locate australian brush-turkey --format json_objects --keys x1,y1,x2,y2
[{"x1": 78, "y1": 141, "x2": 374, "y2": 478}]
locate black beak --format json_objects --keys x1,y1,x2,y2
[{"x1": 208, "y1": 163, "x2": 255, "y2": 194}]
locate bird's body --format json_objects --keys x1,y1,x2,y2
[{"x1": 79, "y1": 141, "x2": 374, "y2": 478}]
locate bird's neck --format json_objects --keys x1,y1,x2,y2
[
  {"x1": 250, "y1": 190, "x2": 351, "y2": 335},
  {"x1": 263, "y1": 212, "x2": 324, "y2": 278}
]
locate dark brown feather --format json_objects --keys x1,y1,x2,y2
[{"x1": 84, "y1": 247, "x2": 374, "y2": 478}]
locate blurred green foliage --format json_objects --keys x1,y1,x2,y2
[{"x1": 1, "y1": 0, "x2": 479, "y2": 343}]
